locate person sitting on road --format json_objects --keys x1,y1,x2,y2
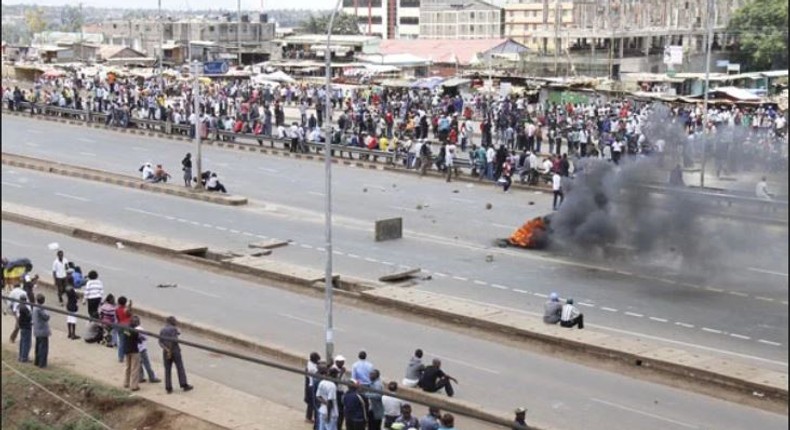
[
  {"x1": 560, "y1": 298, "x2": 584, "y2": 329},
  {"x1": 152, "y1": 164, "x2": 171, "y2": 184},
  {"x1": 543, "y1": 292, "x2": 562, "y2": 324},
  {"x1": 417, "y1": 358, "x2": 458, "y2": 397},
  {"x1": 402, "y1": 348, "x2": 425, "y2": 388},
  {"x1": 205, "y1": 173, "x2": 227, "y2": 194},
  {"x1": 139, "y1": 162, "x2": 155, "y2": 182}
]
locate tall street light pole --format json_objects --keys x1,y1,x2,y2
[
  {"x1": 192, "y1": 60, "x2": 202, "y2": 190},
  {"x1": 323, "y1": 0, "x2": 344, "y2": 362},
  {"x1": 238, "y1": 0, "x2": 243, "y2": 66},
  {"x1": 158, "y1": 0, "x2": 163, "y2": 90},
  {"x1": 700, "y1": 0, "x2": 714, "y2": 188}
]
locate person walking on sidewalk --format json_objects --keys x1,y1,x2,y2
[
  {"x1": 123, "y1": 315, "x2": 142, "y2": 392},
  {"x1": 52, "y1": 250, "x2": 69, "y2": 306},
  {"x1": 65, "y1": 284, "x2": 80, "y2": 340},
  {"x1": 17, "y1": 296, "x2": 32, "y2": 362},
  {"x1": 137, "y1": 321, "x2": 161, "y2": 383},
  {"x1": 159, "y1": 316, "x2": 193, "y2": 394},
  {"x1": 32, "y1": 294, "x2": 51, "y2": 368},
  {"x1": 115, "y1": 296, "x2": 133, "y2": 363},
  {"x1": 82, "y1": 270, "x2": 103, "y2": 319}
]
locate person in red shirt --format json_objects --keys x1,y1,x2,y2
[
  {"x1": 115, "y1": 296, "x2": 133, "y2": 363},
  {"x1": 233, "y1": 118, "x2": 244, "y2": 133}
]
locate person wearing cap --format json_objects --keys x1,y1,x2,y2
[
  {"x1": 418, "y1": 406, "x2": 441, "y2": 430},
  {"x1": 560, "y1": 298, "x2": 584, "y2": 329},
  {"x1": 331, "y1": 355, "x2": 348, "y2": 429},
  {"x1": 158, "y1": 316, "x2": 194, "y2": 393},
  {"x1": 543, "y1": 293, "x2": 562, "y2": 325},
  {"x1": 343, "y1": 379, "x2": 369, "y2": 430},
  {"x1": 512, "y1": 407, "x2": 530, "y2": 429}
]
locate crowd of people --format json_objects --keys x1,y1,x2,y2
[
  {"x1": 3, "y1": 71, "x2": 787, "y2": 192},
  {"x1": 2, "y1": 250, "x2": 194, "y2": 395}
]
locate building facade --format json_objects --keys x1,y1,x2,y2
[
  {"x1": 342, "y1": 0, "x2": 422, "y2": 40},
  {"x1": 420, "y1": 1, "x2": 504, "y2": 39}
]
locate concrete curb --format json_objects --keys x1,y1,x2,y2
[
  {"x1": 31, "y1": 280, "x2": 532, "y2": 430},
  {"x1": 3, "y1": 205, "x2": 787, "y2": 411},
  {"x1": 1, "y1": 152, "x2": 248, "y2": 206},
  {"x1": 1, "y1": 108, "x2": 552, "y2": 193}
]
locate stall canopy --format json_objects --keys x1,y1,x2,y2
[
  {"x1": 262, "y1": 70, "x2": 296, "y2": 83},
  {"x1": 705, "y1": 86, "x2": 763, "y2": 101},
  {"x1": 411, "y1": 76, "x2": 445, "y2": 90},
  {"x1": 441, "y1": 78, "x2": 471, "y2": 88}
]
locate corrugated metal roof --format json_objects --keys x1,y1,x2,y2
[{"x1": 379, "y1": 38, "x2": 525, "y2": 65}]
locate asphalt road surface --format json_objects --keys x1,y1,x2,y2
[
  {"x1": 2, "y1": 116, "x2": 788, "y2": 370},
  {"x1": 2, "y1": 223, "x2": 787, "y2": 430}
]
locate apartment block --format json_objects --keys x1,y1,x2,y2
[{"x1": 419, "y1": 1, "x2": 504, "y2": 39}]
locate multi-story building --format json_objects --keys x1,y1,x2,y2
[
  {"x1": 342, "y1": 0, "x2": 421, "y2": 40},
  {"x1": 91, "y1": 14, "x2": 276, "y2": 65},
  {"x1": 504, "y1": 0, "x2": 743, "y2": 77},
  {"x1": 419, "y1": 0, "x2": 504, "y2": 39}
]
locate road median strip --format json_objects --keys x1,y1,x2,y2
[
  {"x1": 2, "y1": 203, "x2": 787, "y2": 412},
  {"x1": 1, "y1": 152, "x2": 247, "y2": 206}
]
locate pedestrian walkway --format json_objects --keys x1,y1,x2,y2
[{"x1": 1, "y1": 313, "x2": 303, "y2": 430}]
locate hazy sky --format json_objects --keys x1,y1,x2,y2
[{"x1": 1, "y1": 0, "x2": 336, "y2": 11}]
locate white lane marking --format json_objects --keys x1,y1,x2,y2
[
  {"x1": 701, "y1": 327, "x2": 722, "y2": 334},
  {"x1": 332, "y1": 251, "x2": 345, "y2": 256},
  {"x1": 132, "y1": 146, "x2": 147, "y2": 151},
  {"x1": 381, "y1": 261, "x2": 395, "y2": 266},
  {"x1": 730, "y1": 333, "x2": 751, "y2": 340},
  {"x1": 452, "y1": 276, "x2": 468, "y2": 282},
  {"x1": 425, "y1": 351, "x2": 500, "y2": 375},
  {"x1": 347, "y1": 254, "x2": 361, "y2": 259},
  {"x1": 675, "y1": 322, "x2": 695, "y2": 328},
  {"x1": 124, "y1": 207, "x2": 159, "y2": 216},
  {"x1": 433, "y1": 272, "x2": 448, "y2": 277},
  {"x1": 680, "y1": 283, "x2": 700, "y2": 289},
  {"x1": 473, "y1": 280, "x2": 488, "y2": 286},
  {"x1": 256, "y1": 234, "x2": 268, "y2": 239},
  {"x1": 308, "y1": 191, "x2": 325, "y2": 197},
  {"x1": 190, "y1": 221, "x2": 201, "y2": 226},
  {"x1": 203, "y1": 223, "x2": 213, "y2": 228},
  {"x1": 78, "y1": 152, "x2": 96, "y2": 157},
  {"x1": 177, "y1": 285, "x2": 221, "y2": 298},
  {"x1": 649, "y1": 317, "x2": 668, "y2": 323},
  {"x1": 489, "y1": 284, "x2": 508, "y2": 290},
  {"x1": 54, "y1": 192, "x2": 90, "y2": 202},
  {"x1": 615, "y1": 270, "x2": 633, "y2": 276},
  {"x1": 176, "y1": 218, "x2": 188, "y2": 223},
  {"x1": 755, "y1": 296, "x2": 776, "y2": 302},
  {"x1": 164, "y1": 216, "x2": 175, "y2": 220},
  {"x1": 748, "y1": 267, "x2": 789, "y2": 277},
  {"x1": 300, "y1": 244, "x2": 313, "y2": 249},
  {"x1": 624, "y1": 312, "x2": 644, "y2": 318},
  {"x1": 600, "y1": 307, "x2": 618, "y2": 312},
  {"x1": 259, "y1": 167, "x2": 279, "y2": 173},
  {"x1": 24, "y1": 142, "x2": 41, "y2": 147},
  {"x1": 728, "y1": 291, "x2": 749, "y2": 297},
  {"x1": 316, "y1": 247, "x2": 326, "y2": 252},
  {"x1": 364, "y1": 257, "x2": 378, "y2": 263},
  {"x1": 242, "y1": 232, "x2": 255, "y2": 237},
  {"x1": 215, "y1": 226, "x2": 227, "y2": 231},
  {"x1": 229, "y1": 229, "x2": 241, "y2": 234},
  {"x1": 512, "y1": 289, "x2": 529, "y2": 294},
  {"x1": 578, "y1": 302, "x2": 595, "y2": 308},
  {"x1": 1, "y1": 181, "x2": 22, "y2": 188},
  {"x1": 590, "y1": 398, "x2": 699, "y2": 429},
  {"x1": 533, "y1": 292, "x2": 548, "y2": 298},
  {"x1": 704, "y1": 287, "x2": 724, "y2": 293},
  {"x1": 389, "y1": 205, "x2": 417, "y2": 212},
  {"x1": 77, "y1": 137, "x2": 96, "y2": 143},
  {"x1": 279, "y1": 313, "x2": 345, "y2": 332},
  {"x1": 758, "y1": 339, "x2": 782, "y2": 346}
]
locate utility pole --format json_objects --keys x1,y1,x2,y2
[
  {"x1": 591, "y1": 0, "x2": 596, "y2": 76},
  {"x1": 79, "y1": 2, "x2": 84, "y2": 62},
  {"x1": 237, "y1": 0, "x2": 242, "y2": 66},
  {"x1": 192, "y1": 61, "x2": 202, "y2": 191},
  {"x1": 700, "y1": 0, "x2": 714, "y2": 188},
  {"x1": 158, "y1": 0, "x2": 163, "y2": 90},
  {"x1": 323, "y1": 0, "x2": 344, "y2": 362},
  {"x1": 553, "y1": 0, "x2": 560, "y2": 77}
]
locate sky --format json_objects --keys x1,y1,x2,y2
[{"x1": 1, "y1": 0, "x2": 335, "y2": 11}]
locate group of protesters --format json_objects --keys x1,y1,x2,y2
[
  {"x1": 2, "y1": 251, "x2": 194, "y2": 395},
  {"x1": 2, "y1": 70, "x2": 787, "y2": 188}
]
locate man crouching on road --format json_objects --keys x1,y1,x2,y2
[
  {"x1": 560, "y1": 298, "x2": 584, "y2": 329},
  {"x1": 417, "y1": 358, "x2": 458, "y2": 397}
]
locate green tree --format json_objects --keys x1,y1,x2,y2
[
  {"x1": 60, "y1": 4, "x2": 84, "y2": 33},
  {"x1": 298, "y1": 12, "x2": 361, "y2": 35},
  {"x1": 727, "y1": 0, "x2": 788, "y2": 71},
  {"x1": 24, "y1": 7, "x2": 47, "y2": 36}
]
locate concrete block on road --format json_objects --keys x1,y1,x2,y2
[{"x1": 248, "y1": 239, "x2": 290, "y2": 250}]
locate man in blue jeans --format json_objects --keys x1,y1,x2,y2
[
  {"x1": 158, "y1": 316, "x2": 193, "y2": 394},
  {"x1": 32, "y1": 294, "x2": 51, "y2": 368},
  {"x1": 17, "y1": 296, "x2": 32, "y2": 362}
]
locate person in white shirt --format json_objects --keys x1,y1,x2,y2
[
  {"x1": 756, "y1": 177, "x2": 773, "y2": 201},
  {"x1": 552, "y1": 172, "x2": 563, "y2": 211},
  {"x1": 316, "y1": 367, "x2": 339, "y2": 430},
  {"x1": 137, "y1": 322, "x2": 161, "y2": 383},
  {"x1": 560, "y1": 298, "x2": 584, "y2": 329},
  {"x1": 82, "y1": 270, "x2": 104, "y2": 319},
  {"x1": 381, "y1": 381, "x2": 404, "y2": 428},
  {"x1": 485, "y1": 145, "x2": 496, "y2": 180},
  {"x1": 445, "y1": 143, "x2": 457, "y2": 182},
  {"x1": 611, "y1": 139, "x2": 624, "y2": 164},
  {"x1": 52, "y1": 250, "x2": 69, "y2": 306},
  {"x1": 8, "y1": 285, "x2": 27, "y2": 342},
  {"x1": 140, "y1": 162, "x2": 155, "y2": 182}
]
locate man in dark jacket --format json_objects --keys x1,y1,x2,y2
[
  {"x1": 17, "y1": 296, "x2": 32, "y2": 362},
  {"x1": 158, "y1": 316, "x2": 193, "y2": 394},
  {"x1": 124, "y1": 315, "x2": 142, "y2": 391},
  {"x1": 342, "y1": 380, "x2": 369, "y2": 430},
  {"x1": 32, "y1": 294, "x2": 51, "y2": 368}
]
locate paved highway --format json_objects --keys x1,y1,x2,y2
[
  {"x1": 2, "y1": 116, "x2": 788, "y2": 369},
  {"x1": 2, "y1": 222, "x2": 787, "y2": 430}
]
